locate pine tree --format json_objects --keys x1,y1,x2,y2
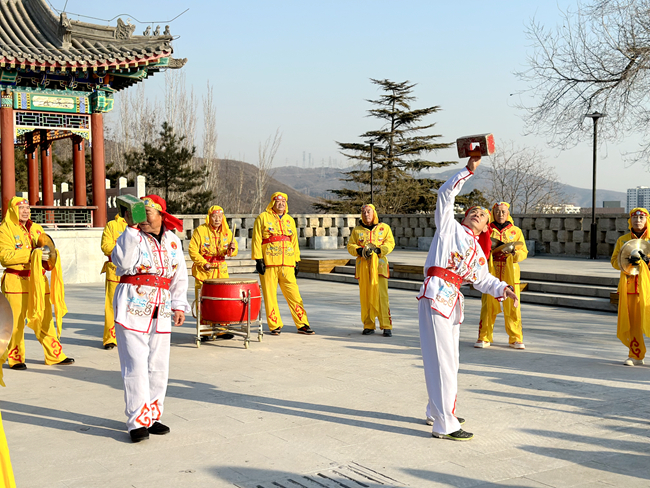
[
  {"x1": 124, "y1": 122, "x2": 212, "y2": 213},
  {"x1": 316, "y1": 79, "x2": 456, "y2": 214}
]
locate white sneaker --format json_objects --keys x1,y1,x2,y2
[
  {"x1": 474, "y1": 341, "x2": 490, "y2": 348},
  {"x1": 510, "y1": 342, "x2": 526, "y2": 350},
  {"x1": 624, "y1": 357, "x2": 644, "y2": 366}
]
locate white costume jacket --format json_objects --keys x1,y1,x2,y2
[
  {"x1": 417, "y1": 167, "x2": 508, "y2": 322},
  {"x1": 112, "y1": 226, "x2": 191, "y2": 333}
]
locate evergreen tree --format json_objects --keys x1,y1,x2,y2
[
  {"x1": 316, "y1": 79, "x2": 456, "y2": 214},
  {"x1": 123, "y1": 122, "x2": 212, "y2": 213}
]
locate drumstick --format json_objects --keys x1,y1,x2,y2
[{"x1": 228, "y1": 222, "x2": 236, "y2": 256}]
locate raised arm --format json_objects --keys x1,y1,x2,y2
[
  {"x1": 111, "y1": 226, "x2": 142, "y2": 274},
  {"x1": 435, "y1": 157, "x2": 480, "y2": 234}
]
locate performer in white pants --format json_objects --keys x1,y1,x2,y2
[
  {"x1": 417, "y1": 155, "x2": 518, "y2": 441},
  {"x1": 112, "y1": 194, "x2": 190, "y2": 443}
]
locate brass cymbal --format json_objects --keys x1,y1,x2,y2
[
  {"x1": 362, "y1": 243, "x2": 378, "y2": 259},
  {"x1": 491, "y1": 237, "x2": 504, "y2": 250},
  {"x1": 493, "y1": 241, "x2": 524, "y2": 256},
  {"x1": 0, "y1": 292, "x2": 13, "y2": 358},
  {"x1": 618, "y1": 239, "x2": 650, "y2": 276},
  {"x1": 36, "y1": 232, "x2": 57, "y2": 268}
]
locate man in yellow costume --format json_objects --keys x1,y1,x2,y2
[
  {"x1": 100, "y1": 214, "x2": 127, "y2": 349},
  {"x1": 0, "y1": 197, "x2": 73, "y2": 369},
  {"x1": 347, "y1": 204, "x2": 395, "y2": 336},
  {"x1": 252, "y1": 192, "x2": 314, "y2": 335},
  {"x1": 611, "y1": 207, "x2": 650, "y2": 366},
  {"x1": 475, "y1": 202, "x2": 528, "y2": 349},
  {"x1": 188, "y1": 205, "x2": 238, "y2": 340}
]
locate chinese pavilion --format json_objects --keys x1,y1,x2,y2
[{"x1": 0, "y1": 0, "x2": 186, "y2": 226}]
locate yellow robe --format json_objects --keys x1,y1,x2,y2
[
  {"x1": 611, "y1": 230, "x2": 650, "y2": 360},
  {"x1": 0, "y1": 198, "x2": 68, "y2": 366},
  {"x1": 100, "y1": 215, "x2": 126, "y2": 346},
  {"x1": 252, "y1": 207, "x2": 307, "y2": 330},
  {"x1": 478, "y1": 223, "x2": 528, "y2": 343},
  {"x1": 188, "y1": 222, "x2": 239, "y2": 296},
  {"x1": 347, "y1": 222, "x2": 395, "y2": 329}
]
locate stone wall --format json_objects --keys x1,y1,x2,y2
[{"x1": 177, "y1": 212, "x2": 631, "y2": 257}]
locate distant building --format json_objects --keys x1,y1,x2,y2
[
  {"x1": 627, "y1": 187, "x2": 650, "y2": 212},
  {"x1": 535, "y1": 204, "x2": 582, "y2": 214}
]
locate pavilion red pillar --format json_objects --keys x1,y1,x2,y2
[
  {"x1": 1, "y1": 93, "x2": 15, "y2": 218},
  {"x1": 26, "y1": 145, "x2": 39, "y2": 205},
  {"x1": 72, "y1": 135, "x2": 87, "y2": 206},
  {"x1": 91, "y1": 113, "x2": 106, "y2": 227},
  {"x1": 40, "y1": 138, "x2": 54, "y2": 206}
]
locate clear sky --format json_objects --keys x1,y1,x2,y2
[{"x1": 52, "y1": 0, "x2": 647, "y2": 196}]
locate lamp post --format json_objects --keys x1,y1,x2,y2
[
  {"x1": 585, "y1": 112, "x2": 605, "y2": 260},
  {"x1": 368, "y1": 141, "x2": 375, "y2": 205}
]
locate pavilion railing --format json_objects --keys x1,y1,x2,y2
[{"x1": 29, "y1": 206, "x2": 97, "y2": 229}]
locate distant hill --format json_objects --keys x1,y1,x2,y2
[{"x1": 274, "y1": 165, "x2": 627, "y2": 209}]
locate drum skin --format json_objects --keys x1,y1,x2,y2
[{"x1": 201, "y1": 278, "x2": 261, "y2": 324}]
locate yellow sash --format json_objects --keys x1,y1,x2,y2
[
  {"x1": 358, "y1": 253, "x2": 380, "y2": 319},
  {"x1": 618, "y1": 262, "x2": 650, "y2": 343},
  {"x1": 27, "y1": 250, "x2": 67, "y2": 337}
]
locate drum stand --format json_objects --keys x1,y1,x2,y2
[{"x1": 194, "y1": 289, "x2": 263, "y2": 349}]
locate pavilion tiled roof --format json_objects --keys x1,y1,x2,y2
[{"x1": 0, "y1": 0, "x2": 185, "y2": 74}]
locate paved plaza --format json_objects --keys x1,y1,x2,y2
[{"x1": 2, "y1": 262, "x2": 650, "y2": 487}]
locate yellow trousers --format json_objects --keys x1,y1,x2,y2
[
  {"x1": 622, "y1": 294, "x2": 646, "y2": 360},
  {"x1": 3, "y1": 287, "x2": 68, "y2": 366},
  {"x1": 103, "y1": 278, "x2": 119, "y2": 346},
  {"x1": 478, "y1": 286, "x2": 523, "y2": 344},
  {"x1": 0, "y1": 412, "x2": 15, "y2": 488},
  {"x1": 360, "y1": 276, "x2": 392, "y2": 329},
  {"x1": 260, "y1": 266, "x2": 309, "y2": 330}
]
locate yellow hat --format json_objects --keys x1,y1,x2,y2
[
  {"x1": 628, "y1": 207, "x2": 649, "y2": 231},
  {"x1": 205, "y1": 205, "x2": 231, "y2": 235},
  {"x1": 266, "y1": 192, "x2": 289, "y2": 214},
  {"x1": 489, "y1": 201, "x2": 513, "y2": 224},
  {"x1": 361, "y1": 204, "x2": 379, "y2": 225}
]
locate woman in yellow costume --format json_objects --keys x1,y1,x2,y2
[
  {"x1": 0, "y1": 197, "x2": 73, "y2": 369},
  {"x1": 252, "y1": 192, "x2": 314, "y2": 335},
  {"x1": 347, "y1": 204, "x2": 395, "y2": 336},
  {"x1": 611, "y1": 207, "x2": 650, "y2": 366},
  {"x1": 476, "y1": 202, "x2": 528, "y2": 349},
  {"x1": 100, "y1": 214, "x2": 127, "y2": 349},
  {"x1": 188, "y1": 206, "x2": 238, "y2": 340},
  {"x1": 188, "y1": 205, "x2": 238, "y2": 298}
]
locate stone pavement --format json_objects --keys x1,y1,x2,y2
[{"x1": 1, "y1": 271, "x2": 649, "y2": 487}]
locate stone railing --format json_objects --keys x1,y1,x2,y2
[{"x1": 175, "y1": 212, "x2": 631, "y2": 257}]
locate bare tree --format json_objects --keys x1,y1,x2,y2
[
  {"x1": 517, "y1": 0, "x2": 650, "y2": 163},
  {"x1": 253, "y1": 129, "x2": 282, "y2": 213},
  {"x1": 201, "y1": 81, "x2": 220, "y2": 199},
  {"x1": 483, "y1": 141, "x2": 565, "y2": 213},
  {"x1": 164, "y1": 70, "x2": 197, "y2": 151}
]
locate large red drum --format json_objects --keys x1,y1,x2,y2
[{"x1": 200, "y1": 278, "x2": 262, "y2": 324}]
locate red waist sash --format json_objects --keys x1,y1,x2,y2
[
  {"x1": 427, "y1": 266, "x2": 463, "y2": 289},
  {"x1": 4, "y1": 268, "x2": 32, "y2": 277},
  {"x1": 262, "y1": 235, "x2": 290, "y2": 245},
  {"x1": 120, "y1": 274, "x2": 171, "y2": 290},
  {"x1": 203, "y1": 255, "x2": 225, "y2": 263}
]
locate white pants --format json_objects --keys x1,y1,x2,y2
[
  {"x1": 418, "y1": 297, "x2": 461, "y2": 435},
  {"x1": 115, "y1": 322, "x2": 171, "y2": 432}
]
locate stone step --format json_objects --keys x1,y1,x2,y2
[{"x1": 303, "y1": 264, "x2": 617, "y2": 313}]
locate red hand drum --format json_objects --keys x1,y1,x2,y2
[{"x1": 200, "y1": 278, "x2": 262, "y2": 324}]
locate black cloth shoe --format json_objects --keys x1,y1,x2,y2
[
  {"x1": 56, "y1": 358, "x2": 75, "y2": 365},
  {"x1": 433, "y1": 429, "x2": 474, "y2": 441},
  {"x1": 216, "y1": 333, "x2": 234, "y2": 340},
  {"x1": 10, "y1": 363, "x2": 26, "y2": 370},
  {"x1": 148, "y1": 421, "x2": 170, "y2": 435},
  {"x1": 270, "y1": 328, "x2": 282, "y2": 336},
  {"x1": 129, "y1": 427, "x2": 149, "y2": 443},
  {"x1": 297, "y1": 325, "x2": 315, "y2": 335},
  {"x1": 382, "y1": 329, "x2": 392, "y2": 337},
  {"x1": 104, "y1": 343, "x2": 116, "y2": 350},
  {"x1": 362, "y1": 328, "x2": 375, "y2": 335}
]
